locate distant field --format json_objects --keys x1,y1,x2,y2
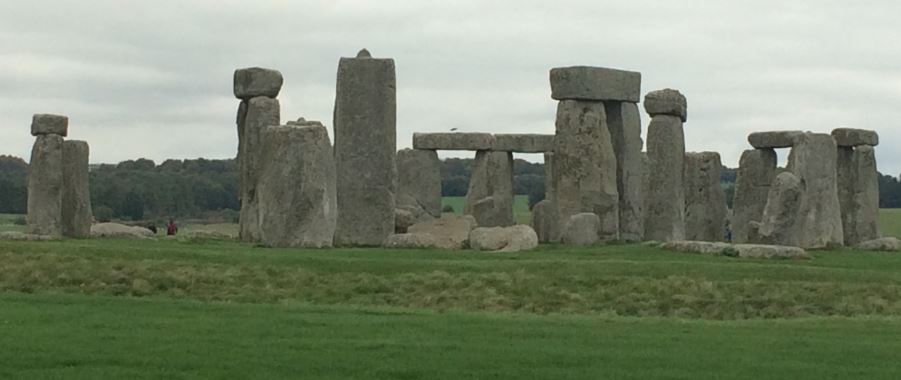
[
  {"x1": 879, "y1": 209, "x2": 901, "y2": 238},
  {"x1": 442, "y1": 195, "x2": 531, "y2": 224}
]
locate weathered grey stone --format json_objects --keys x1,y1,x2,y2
[
  {"x1": 383, "y1": 233, "x2": 437, "y2": 249},
  {"x1": 643, "y1": 89, "x2": 687, "y2": 122},
  {"x1": 396, "y1": 149, "x2": 442, "y2": 218},
  {"x1": 238, "y1": 96, "x2": 280, "y2": 242},
  {"x1": 837, "y1": 146, "x2": 879, "y2": 246},
  {"x1": 561, "y1": 213, "x2": 601, "y2": 246},
  {"x1": 786, "y1": 133, "x2": 844, "y2": 249},
  {"x1": 553, "y1": 100, "x2": 619, "y2": 241},
  {"x1": 61, "y1": 140, "x2": 92, "y2": 238},
  {"x1": 27, "y1": 134, "x2": 64, "y2": 236},
  {"x1": 684, "y1": 152, "x2": 727, "y2": 242},
  {"x1": 832, "y1": 128, "x2": 879, "y2": 147},
  {"x1": 233, "y1": 67, "x2": 284, "y2": 99},
  {"x1": 412, "y1": 132, "x2": 494, "y2": 151},
  {"x1": 662, "y1": 240, "x2": 810, "y2": 259},
  {"x1": 407, "y1": 215, "x2": 477, "y2": 250},
  {"x1": 856, "y1": 237, "x2": 901, "y2": 252},
  {"x1": 492, "y1": 134, "x2": 554, "y2": 153},
  {"x1": 606, "y1": 101, "x2": 644, "y2": 242},
  {"x1": 731, "y1": 149, "x2": 777, "y2": 243},
  {"x1": 640, "y1": 152, "x2": 650, "y2": 229},
  {"x1": 549, "y1": 66, "x2": 641, "y2": 102},
  {"x1": 333, "y1": 50, "x2": 397, "y2": 246},
  {"x1": 395, "y1": 208, "x2": 415, "y2": 234},
  {"x1": 0, "y1": 231, "x2": 59, "y2": 241},
  {"x1": 544, "y1": 152, "x2": 555, "y2": 202},
  {"x1": 747, "y1": 131, "x2": 803, "y2": 149},
  {"x1": 469, "y1": 225, "x2": 539, "y2": 252},
  {"x1": 257, "y1": 124, "x2": 337, "y2": 248},
  {"x1": 644, "y1": 115, "x2": 685, "y2": 242},
  {"x1": 754, "y1": 172, "x2": 803, "y2": 247},
  {"x1": 31, "y1": 114, "x2": 68, "y2": 137},
  {"x1": 530, "y1": 199, "x2": 560, "y2": 243},
  {"x1": 91, "y1": 223, "x2": 154, "y2": 239},
  {"x1": 285, "y1": 117, "x2": 324, "y2": 127},
  {"x1": 464, "y1": 151, "x2": 514, "y2": 227}
]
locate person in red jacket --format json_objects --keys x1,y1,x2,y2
[{"x1": 166, "y1": 219, "x2": 178, "y2": 236}]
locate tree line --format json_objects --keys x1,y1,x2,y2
[{"x1": 0, "y1": 155, "x2": 900, "y2": 220}]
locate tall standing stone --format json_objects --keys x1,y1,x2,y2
[
  {"x1": 530, "y1": 199, "x2": 560, "y2": 243},
  {"x1": 731, "y1": 149, "x2": 777, "y2": 243},
  {"x1": 606, "y1": 101, "x2": 644, "y2": 241},
  {"x1": 543, "y1": 152, "x2": 555, "y2": 202},
  {"x1": 333, "y1": 49, "x2": 397, "y2": 246},
  {"x1": 61, "y1": 140, "x2": 92, "y2": 238},
  {"x1": 464, "y1": 150, "x2": 514, "y2": 227},
  {"x1": 552, "y1": 100, "x2": 619, "y2": 240},
  {"x1": 238, "y1": 96, "x2": 280, "y2": 242},
  {"x1": 257, "y1": 123, "x2": 336, "y2": 248},
  {"x1": 643, "y1": 89, "x2": 687, "y2": 242},
  {"x1": 786, "y1": 133, "x2": 844, "y2": 248},
  {"x1": 397, "y1": 149, "x2": 442, "y2": 218},
  {"x1": 27, "y1": 134, "x2": 64, "y2": 236},
  {"x1": 684, "y1": 152, "x2": 726, "y2": 242},
  {"x1": 234, "y1": 67, "x2": 283, "y2": 243},
  {"x1": 837, "y1": 145, "x2": 879, "y2": 246},
  {"x1": 754, "y1": 172, "x2": 803, "y2": 246}
]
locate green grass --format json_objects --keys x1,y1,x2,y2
[
  {"x1": 442, "y1": 195, "x2": 531, "y2": 224},
  {"x1": 2, "y1": 292, "x2": 901, "y2": 379},
  {"x1": 879, "y1": 208, "x2": 901, "y2": 238}
]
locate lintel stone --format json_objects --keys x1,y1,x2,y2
[
  {"x1": 550, "y1": 66, "x2": 641, "y2": 102},
  {"x1": 233, "y1": 67, "x2": 284, "y2": 100},
  {"x1": 832, "y1": 128, "x2": 878, "y2": 147},
  {"x1": 412, "y1": 132, "x2": 494, "y2": 151},
  {"x1": 748, "y1": 130, "x2": 803, "y2": 149},
  {"x1": 643, "y1": 89, "x2": 687, "y2": 122},
  {"x1": 31, "y1": 114, "x2": 68, "y2": 137},
  {"x1": 492, "y1": 134, "x2": 554, "y2": 153}
]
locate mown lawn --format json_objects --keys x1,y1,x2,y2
[{"x1": 2, "y1": 292, "x2": 901, "y2": 379}]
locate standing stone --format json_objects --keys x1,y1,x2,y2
[
  {"x1": 544, "y1": 152, "x2": 555, "y2": 203},
  {"x1": 553, "y1": 100, "x2": 619, "y2": 240},
  {"x1": 837, "y1": 145, "x2": 879, "y2": 246},
  {"x1": 397, "y1": 149, "x2": 441, "y2": 218},
  {"x1": 754, "y1": 172, "x2": 803, "y2": 246},
  {"x1": 640, "y1": 152, "x2": 650, "y2": 229},
  {"x1": 257, "y1": 123, "x2": 336, "y2": 248},
  {"x1": 606, "y1": 101, "x2": 644, "y2": 241},
  {"x1": 684, "y1": 152, "x2": 726, "y2": 242},
  {"x1": 731, "y1": 149, "x2": 777, "y2": 243},
  {"x1": 61, "y1": 141, "x2": 92, "y2": 238},
  {"x1": 238, "y1": 96, "x2": 280, "y2": 242},
  {"x1": 530, "y1": 199, "x2": 560, "y2": 243},
  {"x1": 786, "y1": 133, "x2": 844, "y2": 249},
  {"x1": 464, "y1": 150, "x2": 514, "y2": 227},
  {"x1": 27, "y1": 134, "x2": 64, "y2": 236},
  {"x1": 333, "y1": 49, "x2": 397, "y2": 246},
  {"x1": 643, "y1": 109, "x2": 685, "y2": 241}
]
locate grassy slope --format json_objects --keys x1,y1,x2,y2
[{"x1": 2, "y1": 292, "x2": 900, "y2": 380}]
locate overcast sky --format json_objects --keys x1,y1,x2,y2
[{"x1": 2, "y1": 0, "x2": 899, "y2": 173}]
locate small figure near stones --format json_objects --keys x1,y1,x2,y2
[{"x1": 167, "y1": 219, "x2": 178, "y2": 236}]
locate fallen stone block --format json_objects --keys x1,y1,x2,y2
[
  {"x1": 561, "y1": 213, "x2": 600, "y2": 246},
  {"x1": 91, "y1": 223, "x2": 154, "y2": 239},
  {"x1": 855, "y1": 237, "x2": 901, "y2": 252},
  {"x1": 469, "y1": 225, "x2": 539, "y2": 252},
  {"x1": 549, "y1": 66, "x2": 641, "y2": 102},
  {"x1": 662, "y1": 241, "x2": 810, "y2": 259},
  {"x1": 383, "y1": 233, "x2": 437, "y2": 249},
  {"x1": 407, "y1": 215, "x2": 477, "y2": 250}
]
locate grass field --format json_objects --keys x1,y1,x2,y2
[{"x1": 2, "y1": 211, "x2": 901, "y2": 378}]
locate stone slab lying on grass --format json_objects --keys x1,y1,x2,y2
[
  {"x1": 469, "y1": 225, "x2": 539, "y2": 252},
  {"x1": 855, "y1": 237, "x2": 901, "y2": 252},
  {"x1": 407, "y1": 215, "x2": 477, "y2": 250},
  {"x1": 91, "y1": 223, "x2": 154, "y2": 239},
  {"x1": 383, "y1": 233, "x2": 437, "y2": 249},
  {"x1": 662, "y1": 240, "x2": 811, "y2": 259},
  {"x1": 0, "y1": 231, "x2": 60, "y2": 241}
]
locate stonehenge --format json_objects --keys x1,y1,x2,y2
[
  {"x1": 234, "y1": 67, "x2": 283, "y2": 242},
  {"x1": 643, "y1": 89, "x2": 687, "y2": 242},
  {"x1": 684, "y1": 152, "x2": 727, "y2": 242},
  {"x1": 27, "y1": 114, "x2": 92, "y2": 238},
  {"x1": 333, "y1": 49, "x2": 397, "y2": 246},
  {"x1": 396, "y1": 149, "x2": 442, "y2": 220},
  {"x1": 732, "y1": 149, "x2": 777, "y2": 243},
  {"x1": 834, "y1": 129, "x2": 879, "y2": 246}
]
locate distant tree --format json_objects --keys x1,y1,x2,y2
[{"x1": 0, "y1": 155, "x2": 28, "y2": 213}]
